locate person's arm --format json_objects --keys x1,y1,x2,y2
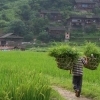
[{"x1": 82, "y1": 57, "x2": 88, "y2": 65}]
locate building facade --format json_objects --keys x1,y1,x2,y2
[
  {"x1": 45, "y1": 26, "x2": 66, "y2": 41},
  {"x1": 39, "y1": 10, "x2": 62, "y2": 22},
  {"x1": 0, "y1": 33, "x2": 23, "y2": 50},
  {"x1": 74, "y1": 0, "x2": 95, "y2": 11},
  {"x1": 67, "y1": 15, "x2": 100, "y2": 29}
]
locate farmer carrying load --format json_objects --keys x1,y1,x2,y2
[{"x1": 72, "y1": 56, "x2": 87, "y2": 97}]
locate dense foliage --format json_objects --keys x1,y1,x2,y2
[
  {"x1": 0, "y1": 0, "x2": 73, "y2": 41},
  {"x1": 0, "y1": 0, "x2": 100, "y2": 42}
]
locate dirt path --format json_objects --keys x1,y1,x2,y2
[{"x1": 52, "y1": 86, "x2": 92, "y2": 100}]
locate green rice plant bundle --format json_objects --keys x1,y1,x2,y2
[
  {"x1": 83, "y1": 42, "x2": 100, "y2": 70},
  {"x1": 49, "y1": 45, "x2": 79, "y2": 70}
]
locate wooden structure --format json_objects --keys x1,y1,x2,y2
[
  {"x1": 46, "y1": 26, "x2": 66, "y2": 34},
  {"x1": 0, "y1": 33, "x2": 23, "y2": 50},
  {"x1": 66, "y1": 15, "x2": 100, "y2": 28},
  {"x1": 66, "y1": 15, "x2": 100, "y2": 43},
  {"x1": 94, "y1": 0, "x2": 100, "y2": 2},
  {"x1": 39, "y1": 10, "x2": 62, "y2": 22},
  {"x1": 45, "y1": 26, "x2": 66, "y2": 41},
  {"x1": 93, "y1": 0, "x2": 100, "y2": 7},
  {"x1": 74, "y1": 0, "x2": 95, "y2": 11}
]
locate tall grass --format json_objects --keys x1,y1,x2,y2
[
  {"x1": 0, "y1": 51, "x2": 51, "y2": 100},
  {"x1": 0, "y1": 51, "x2": 100, "y2": 100}
]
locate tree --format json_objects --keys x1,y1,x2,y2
[
  {"x1": 0, "y1": 20, "x2": 9, "y2": 28},
  {"x1": 38, "y1": 31, "x2": 49, "y2": 43},
  {"x1": 32, "y1": 18, "x2": 49, "y2": 35},
  {"x1": 8, "y1": 19, "x2": 27, "y2": 36},
  {"x1": 24, "y1": 34, "x2": 33, "y2": 42},
  {"x1": 18, "y1": 4, "x2": 31, "y2": 21}
]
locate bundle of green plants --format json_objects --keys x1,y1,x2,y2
[
  {"x1": 49, "y1": 44, "x2": 80, "y2": 70},
  {"x1": 83, "y1": 42, "x2": 100, "y2": 70}
]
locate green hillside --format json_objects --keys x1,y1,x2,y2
[{"x1": 0, "y1": 0, "x2": 100, "y2": 43}]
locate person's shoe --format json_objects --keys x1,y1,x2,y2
[
  {"x1": 75, "y1": 90, "x2": 80, "y2": 97},
  {"x1": 75, "y1": 89, "x2": 77, "y2": 93}
]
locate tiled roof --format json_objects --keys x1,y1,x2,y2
[
  {"x1": 69, "y1": 15, "x2": 100, "y2": 18},
  {"x1": 1, "y1": 33, "x2": 13, "y2": 38},
  {"x1": 47, "y1": 26, "x2": 66, "y2": 31},
  {"x1": 0, "y1": 33, "x2": 23, "y2": 39},
  {"x1": 40, "y1": 10, "x2": 60, "y2": 14},
  {"x1": 70, "y1": 15, "x2": 86, "y2": 18},
  {"x1": 75, "y1": 0, "x2": 95, "y2": 3}
]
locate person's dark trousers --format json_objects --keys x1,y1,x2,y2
[{"x1": 72, "y1": 75, "x2": 83, "y2": 93}]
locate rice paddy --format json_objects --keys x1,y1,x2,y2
[{"x1": 0, "y1": 50, "x2": 99, "y2": 100}]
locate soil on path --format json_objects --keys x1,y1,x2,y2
[{"x1": 52, "y1": 86, "x2": 92, "y2": 100}]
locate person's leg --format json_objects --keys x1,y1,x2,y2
[
  {"x1": 77, "y1": 75, "x2": 83, "y2": 97},
  {"x1": 73, "y1": 76, "x2": 81, "y2": 97},
  {"x1": 72, "y1": 76, "x2": 77, "y2": 91}
]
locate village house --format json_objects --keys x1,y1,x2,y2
[
  {"x1": 45, "y1": 26, "x2": 66, "y2": 41},
  {"x1": 74, "y1": 0, "x2": 95, "y2": 11},
  {"x1": 66, "y1": 15, "x2": 100, "y2": 28},
  {"x1": 94, "y1": 0, "x2": 100, "y2": 2},
  {"x1": 39, "y1": 10, "x2": 62, "y2": 22},
  {"x1": 0, "y1": 33, "x2": 23, "y2": 50},
  {"x1": 93, "y1": 0, "x2": 100, "y2": 7},
  {"x1": 66, "y1": 15, "x2": 100, "y2": 43},
  {"x1": 93, "y1": 0, "x2": 100, "y2": 3}
]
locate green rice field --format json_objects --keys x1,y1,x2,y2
[{"x1": 0, "y1": 50, "x2": 99, "y2": 100}]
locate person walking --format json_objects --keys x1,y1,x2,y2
[{"x1": 72, "y1": 56, "x2": 87, "y2": 97}]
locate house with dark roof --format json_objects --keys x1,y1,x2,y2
[
  {"x1": 45, "y1": 26, "x2": 66, "y2": 41},
  {"x1": 0, "y1": 33, "x2": 23, "y2": 50},
  {"x1": 93, "y1": 0, "x2": 100, "y2": 3},
  {"x1": 66, "y1": 15, "x2": 100, "y2": 28},
  {"x1": 93, "y1": 0, "x2": 100, "y2": 7},
  {"x1": 39, "y1": 10, "x2": 62, "y2": 22},
  {"x1": 74, "y1": 0, "x2": 95, "y2": 11}
]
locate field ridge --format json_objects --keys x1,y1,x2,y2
[{"x1": 52, "y1": 86, "x2": 92, "y2": 100}]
